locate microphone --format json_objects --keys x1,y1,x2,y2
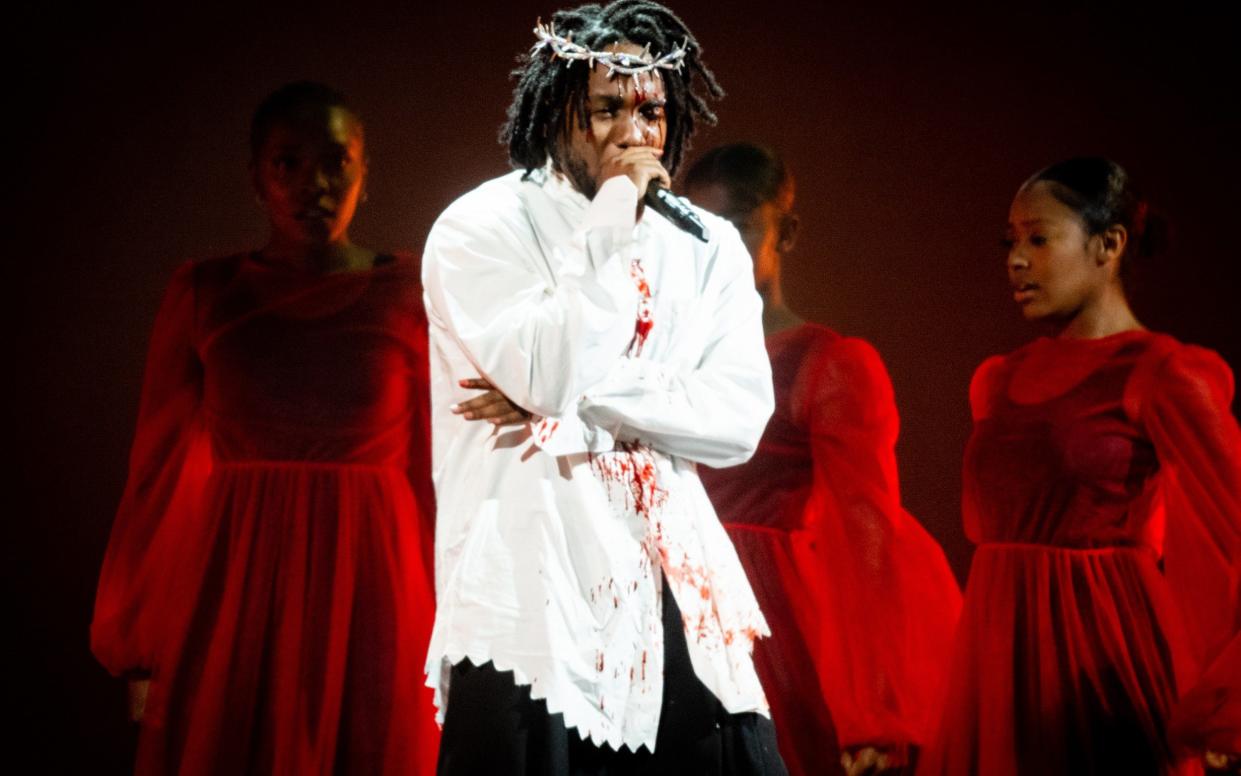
[{"x1": 644, "y1": 183, "x2": 710, "y2": 243}]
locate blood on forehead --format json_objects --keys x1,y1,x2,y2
[
  {"x1": 580, "y1": 63, "x2": 667, "y2": 147},
  {"x1": 634, "y1": 70, "x2": 662, "y2": 104},
  {"x1": 588, "y1": 57, "x2": 664, "y2": 101}
]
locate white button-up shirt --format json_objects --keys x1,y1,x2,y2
[{"x1": 422, "y1": 166, "x2": 775, "y2": 752}]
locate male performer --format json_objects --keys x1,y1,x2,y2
[{"x1": 421, "y1": 2, "x2": 784, "y2": 773}]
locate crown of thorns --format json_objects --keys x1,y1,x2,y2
[{"x1": 531, "y1": 19, "x2": 688, "y2": 76}]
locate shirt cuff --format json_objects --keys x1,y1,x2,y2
[
  {"x1": 530, "y1": 412, "x2": 618, "y2": 457},
  {"x1": 582, "y1": 176, "x2": 640, "y2": 231}
]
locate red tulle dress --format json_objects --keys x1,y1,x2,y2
[
  {"x1": 91, "y1": 253, "x2": 440, "y2": 775},
  {"x1": 918, "y1": 330, "x2": 1241, "y2": 775},
  {"x1": 699, "y1": 324, "x2": 963, "y2": 776}
]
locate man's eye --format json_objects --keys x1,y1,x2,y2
[
  {"x1": 999, "y1": 237, "x2": 1015, "y2": 250},
  {"x1": 1030, "y1": 235, "x2": 1047, "y2": 246},
  {"x1": 641, "y1": 105, "x2": 665, "y2": 121}
]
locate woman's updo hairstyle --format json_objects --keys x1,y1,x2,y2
[{"x1": 1026, "y1": 156, "x2": 1169, "y2": 271}]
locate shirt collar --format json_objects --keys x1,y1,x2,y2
[{"x1": 532, "y1": 158, "x2": 593, "y2": 215}]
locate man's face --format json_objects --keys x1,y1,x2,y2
[{"x1": 557, "y1": 41, "x2": 668, "y2": 199}]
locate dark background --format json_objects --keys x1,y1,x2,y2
[{"x1": 12, "y1": 2, "x2": 1238, "y2": 771}]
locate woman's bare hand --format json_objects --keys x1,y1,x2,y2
[
  {"x1": 128, "y1": 678, "x2": 150, "y2": 722},
  {"x1": 1205, "y1": 749, "x2": 1240, "y2": 774},
  {"x1": 842, "y1": 743, "x2": 913, "y2": 776},
  {"x1": 451, "y1": 378, "x2": 530, "y2": 427}
]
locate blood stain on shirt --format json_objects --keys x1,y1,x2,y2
[
  {"x1": 534, "y1": 418, "x2": 560, "y2": 445},
  {"x1": 627, "y1": 258, "x2": 655, "y2": 357}
]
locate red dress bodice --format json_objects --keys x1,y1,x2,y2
[
  {"x1": 195, "y1": 254, "x2": 428, "y2": 466},
  {"x1": 965, "y1": 332, "x2": 1163, "y2": 549}
]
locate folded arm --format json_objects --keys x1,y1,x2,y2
[
  {"x1": 575, "y1": 223, "x2": 774, "y2": 466},
  {"x1": 423, "y1": 176, "x2": 642, "y2": 419}
]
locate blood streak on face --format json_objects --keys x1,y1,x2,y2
[
  {"x1": 633, "y1": 72, "x2": 650, "y2": 105},
  {"x1": 632, "y1": 71, "x2": 665, "y2": 149}
]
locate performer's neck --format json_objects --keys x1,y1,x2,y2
[{"x1": 760, "y1": 283, "x2": 803, "y2": 336}]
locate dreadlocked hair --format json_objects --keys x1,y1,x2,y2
[{"x1": 501, "y1": 0, "x2": 724, "y2": 177}]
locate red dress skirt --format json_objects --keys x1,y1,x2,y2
[
  {"x1": 918, "y1": 331, "x2": 1241, "y2": 775},
  {"x1": 91, "y1": 253, "x2": 439, "y2": 775},
  {"x1": 700, "y1": 324, "x2": 962, "y2": 775}
]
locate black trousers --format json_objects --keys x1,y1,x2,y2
[{"x1": 437, "y1": 583, "x2": 788, "y2": 776}]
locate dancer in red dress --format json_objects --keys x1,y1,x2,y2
[
  {"x1": 687, "y1": 144, "x2": 963, "y2": 776},
  {"x1": 918, "y1": 157, "x2": 1241, "y2": 775},
  {"x1": 91, "y1": 82, "x2": 439, "y2": 774}
]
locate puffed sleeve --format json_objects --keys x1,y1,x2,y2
[
  {"x1": 91, "y1": 261, "x2": 212, "y2": 677},
  {"x1": 1142, "y1": 344, "x2": 1241, "y2": 755},
  {"x1": 402, "y1": 265, "x2": 437, "y2": 589},
  {"x1": 968, "y1": 354, "x2": 1008, "y2": 423},
  {"x1": 962, "y1": 354, "x2": 1011, "y2": 544},
  {"x1": 797, "y1": 336, "x2": 963, "y2": 749}
]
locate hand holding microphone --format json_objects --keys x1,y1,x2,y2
[{"x1": 600, "y1": 147, "x2": 710, "y2": 243}]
